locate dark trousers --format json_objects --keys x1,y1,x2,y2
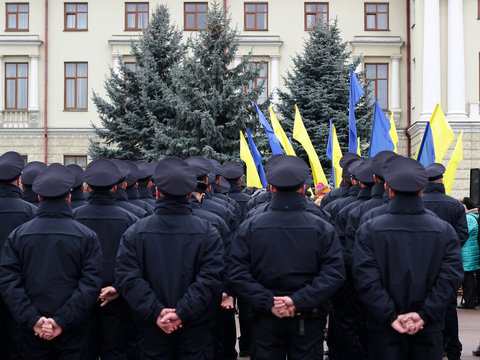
[
  {"x1": 443, "y1": 298, "x2": 462, "y2": 360},
  {"x1": 138, "y1": 324, "x2": 215, "y2": 360},
  {"x1": 237, "y1": 299, "x2": 251, "y2": 353},
  {"x1": 250, "y1": 314, "x2": 325, "y2": 360},
  {"x1": 213, "y1": 308, "x2": 237, "y2": 360},
  {"x1": 368, "y1": 328, "x2": 443, "y2": 360},
  {"x1": 0, "y1": 301, "x2": 22, "y2": 360},
  {"x1": 462, "y1": 270, "x2": 479, "y2": 308},
  {"x1": 88, "y1": 298, "x2": 129, "y2": 360},
  {"x1": 21, "y1": 322, "x2": 90, "y2": 360}
]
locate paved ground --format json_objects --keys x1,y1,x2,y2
[{"x1": 236, "y1": 303, "x2": 480, "y2": 359}]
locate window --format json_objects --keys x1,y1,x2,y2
[
  {"x1": 365, "y1": 3, "x2": 389, "y2": 30},
  {"x1": 65, "y1": 62, "x2": 88, "y2": 110},
  {"x1": 125, "y1": 2, "x2": 148, "y2": 30},
  {"x1": 21, "y1": 155, "x2": 28, "y2": 164},
  {"x1": 6, "y1": 3, "x2": 29, "y2": 31},
  {"x1": 125, "y1": 62, "x2": 137, "y2": 72},
  {"x1": 365, "y1": 63, "x2": 388, "y2": 109},
  {"x1": 247, "y1": 61, "x2": 268, "y2": 104},
  {"x1": 64, "y1": 155, "x2": 87, "y2": 168},
  {"x1": 5, "y1": 63, "x2": 28, "y2": 110},
  {"x1": 305, "y1": 3, "x2": 328, "y2": 30},
  {"x1": 65, "y1": 3, "x2": 88, "y2": 30},
  {"x1": 245, "y1": 3, "x2": 268, "y2": 31},
  {"x1": 184, "y1": 2, "x2": 207, "y2": 30}
]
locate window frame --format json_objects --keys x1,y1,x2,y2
[
  {"x1": 125, "y1": 2, "x2": 149, "y2": 31},
  {"x1": 244, "y1": 2, "x2": 268, "y2": 31},
  {"x1": 5, "y1": 3, "x2": 29, "y2": 31},
  {"x1": 64, "y1": 155, "x2": 88, "y2": 168},
  {"x1": 365, "y1": 62, "x2": 389, "y2": 110},
  {"x1": 64, "y1": 62, "x2": 88, "y2": 111},
  {"x1": 364, "y1": 2, "x2": 389, "y2": 31},
  {"x1": 184, "y1": 2, "x2": 208, "y2": 31},
  {"x1": 247, "y1": 61, "x2": 269, "y2": 104},
  {"x1": 5, "y1": 62, "x2": 28, "y2": 110},
  {"x1": 304, "y1": 2, "x2": 329, "y2": 31},
  {"x1": 64, "y1": 3, "x2": 88, "y2": 31}
]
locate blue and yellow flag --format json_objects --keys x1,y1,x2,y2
[
  {"x1": 269, "y1": 107, "x2": 296, "y2": 156},
  {"x1": 240, "y1": 131, "x2": 263, "y2": 188},
  {"x1": 429, "y1": 104, "x2": 454, "y2": 163},
  {"x1": 253, "y1": 103, "x2": 283, "y2": 155},
  {"x1": 326, "y1": 120, "x2": 343, "y2": 188},
  {"x1": 349, "y1": 68, "x2": 365, "y2": 153},
  {"x1": 246, "y1": 128, "x2": 267, "y2": 188},
  {"x1": 389, "y1": 111, "x2": 399, "y2": 153},
  {"x1": 443, "y1": 131, "x2": 463, "y2": 195},
  {"x1": 368, "y1": 99, "x2": 394, "y2": 157}
]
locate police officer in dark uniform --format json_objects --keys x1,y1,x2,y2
[
  {"x1": 73, "y1": 159, "x2": 139, "y2": 360},
  {"x1": 21, "y1": 161, "x2": 47, "y2": 205},
  {"x1": 209, "y1": 159, "x2": 241, "y2": 220},
  {"x1": 115, "y1": 157, "x2": 224, "y2": 360},
  {"x1": 222, "y1": 162, "x2": 252, "y2": 222},
  {"x1": 0, "y1": 163, "x2": 103, "y2": 360},
  {"x1": 125, "y1": 161, "x2": 155, "y2": 214},
  {"x1": 353, "y1": 157, "x2": 463, "y2": 360},
  {"x1": 0, "y1": 151, "x2": 37, "y2": 360},
  {"x1": 228, "y1": 155, "x2": 345, "y2": 360},
  {"x1": 111, "y1": 159, "x2": 149, "y2": 219},
  {"x1": 66, "y1": 164, "x2": 87, "y2": 209},
  {"x1": 422, "y1": 162, "x2": 468, "y2": 360},
  {"x1": 135, "y1": 160, "x2": 156, "y2": 207}
]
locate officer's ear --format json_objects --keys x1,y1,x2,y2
[
  {"x1": 207, "y1": 185, "x2": 212, "y2": 192},
  {"x1": 21, "y1": 183, "x2": 25, "y2": 190},
  {"x1": 111, "y1": 185, "x2": 117, "y2": 194},
  {"x1": 16, "y1": 178, "x2": 21, "y2": 187},
  {"x1": 147, "y1": 180, "x2": 152, "y2": 189},
  {"x1": 66, "y1": 194, "x2": 72, "y2": 203},
  {"x1": 156, "y1": 188, "x2": 163, "y2": 199},
  {"x1": 418, "y1": 189, "x2": 423, "y2": 197},
  {"x1": 187, "y1": 193, "x2": 192, "y2": 200},
  {"x1": 388, "y1": 188, "x2": 395, "y2": 199},
  {"x1": 81, "y1": 185, "x2": 85, "y2": 192},
  {"x1": 86, "y1": 185, "x2": 92, "y2": 193},
  {"x1": 299, "y1": 185, "x2": 306, "y2": 196},
  {"x1": 216, "y1": 177, "x2": 221, "y2": 185},
  {"x1": 134, "y1": 182, "x2": 138, "y2": 189},
  {"x1": 38, "y1": 195, "x2": 43, "y2": 202},
  {"x1": 121, "y1": 181, "x2": 127, "y2": 190},
  {"x1": 238, "y1": 178, "x2": 242, "y2": 185},
  {"x1": 268, "y1": 184, "x2": 275, "y2": 194}
]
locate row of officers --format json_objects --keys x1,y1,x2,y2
[{"x1": 0, "y1": 149, "x2": 467, "y2": 360}]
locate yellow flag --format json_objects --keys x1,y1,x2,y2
[
  {"x1": 443, "y1": 131, "x2": 463, "y2": 195},
  {"x1": 429, "y1": 104, "x2": 454, "y2": 162},
  {"x1": 292, "y1": 105, "x2": 328, "y2": 187},
  {"x1": 389, "y1": 111, "x2": 399, "y2": 153},
  {"x1": 357, "y1": 137, "x2": 361, "y2": 156},
  {"x1": 331, "y1": 124, "x2": 343, "y2": 188},
  {"x1": 240, "y1": 131, "x2": 263, "y2": 188},
  {"x1": 269, "y1": 106, "x2": 296, "y2": 156}
]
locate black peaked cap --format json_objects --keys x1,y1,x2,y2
[
  {"x1": 33, "y1": 163, "x2": 74, "y2": 198},
  {"x1": 154, "y1": 157, "x2": 197, "y2": 196},
  {"x1": 339, "y1": 153, "x2": 361, "y2": 169},
  {"x1": 125, "y1": 161, "x2": 140, "y2": 186},
  {"x1": 373, "y1": 151, "x2": 398, "y2": 178},
  {"x1": 354, "y1": 158, "x2": 375, "y2": 184},
  {"x1": 222, "y1": 162, "x2": 244, "y2": 180},
  {"x1": 135, "y1": 160, "x2": 154, "y2": 180},
  {"x1": 425, "y1": 163, "x2": 446, "y2": 181},
  {"x1": 0, "y1": 151, "x2": 24, "y2": 181},
  {"x1": 111, "y1": 159, "x2": 130, "y2": 181},
  {"x1": 186, "y1": 156, "x2": 214, "y2": 179},
  {"x1": 84, "y1": 159, "x2": 121, "y2": 188},
  {"x1": 21, "y1": 161, "x2": 47, "y2": 185},
  {"x1": 66, "y1": 164, "x2": 85, "y2": 188},
  {"x1": 210, "y1": 159, "x2": 223, "y2": 177},
  {"x1": 266, "y1": 155, "x2": 309, "y2": 188},
  {"x1": 265, "y1": 155, "x2": 284, "y2": 175},
  {"x1": 384, "y1": 157, "x2": 427, "y2": 192}
]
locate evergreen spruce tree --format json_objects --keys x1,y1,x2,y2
[
  {"x1": 153, "y1": 1, "x2": 264, "y2": 162},
  {"x1": 89, "y1": 5, "x2": 184, "y2": 160},
  {"x1": 277, "y1": 20, "x2": 373, "y2": 178}
]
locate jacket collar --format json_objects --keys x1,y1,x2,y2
[
  {"x1": 114, "y1": 187, "x2": 129, "y2": 201},
  {"x1": 358, "y1": 185, "x2": 372, "y2": 200},
  {"x1": 348, "y1": 184, "x2": 361, "y2": 198},
  {"x1": 0, "y1": 183, "x2": 23, "y2": 198},
  {"x1": 155, "y1": 196, "x2": 192, "y2": 215},
  {"x1": 126, "y1": 186, "x2": 140, "y2": 200},
  {"x1": 270, "y1": 191, "x2": 307, "y2": 211},
  {"x1": 88, "y1": 190, "x2": 116, "y2": 205},
  {"x1": 138, "y1": 186, "x2": 153, "y2": 199},
  {"x1": 229, "y1": 183, "x2": 242, "y2": 193},
  {"x1": 371, "y1": 183, "x2": 385, "y2": 199},
  {"x1": 36, "y1": 199, "x2": 73, "y2": 218},
  {"x1": 422, "y1": 182, "x2": 445, "y2": 195},
  {"x1": 387, "y1": 193, "x2": 426, "y2": 214},
  {"x1": 70, "y1": 187, "x2": 85, "y2": 202}
]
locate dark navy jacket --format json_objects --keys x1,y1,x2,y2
[
  {"x1": 324, "y1": 185, "x2": 360, "y2": 227},
  {"x1": 422, "y1": 183, "x2": 469, "y2": 246},
  {"x1": 138, "y1": 186, "x2": 157, "y2": 207},
  {"x1": 73, "y1": 190, "x2": 138, "y2": 287},
  {"x1": 126, "y1": 186, "x2": 154, "y2": 214},
  {"x1": 0, "y1": 199, "x2": 102, "y2": 332},
  {"x1": 245, "y1": 191, "x2": 271, "y2": 213},
  {"x1": 211, "y1": 183, "x2": 242, "y2": 218},
  {"x1": 22, "y1": 186, "x2": 40, "y2": 205},
  {"x1": 319, "y1": 184, "x2": 349, "y2": 209},
  {"x1": 0, "y1": 183, "x2": 36, "y2": 250},
  {"x1": 202, "y1": 197, "x2": 236, "y2": 231},
  {"x1": 227, "y1": 183, "x2": 252, "y2": 222},
  {"x1": 228, "y1": 191, "x2": 345, "y2": 314},
  {"x1": 353, "y1": 194, "x2": 463, "y2": 332},
  {"x1": 115, "y1": 198, "x2": 224, "y2": 328},
  {"x1": 69, "y1": 187, "x2": 87, "y2": 210},
  {"x1": 114, "y1": 187, "x2": 148, "y2": 218}
]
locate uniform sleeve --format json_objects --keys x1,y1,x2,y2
[
  {"x1": 175, "y1": 225, "x2": 224, "y2": 324},
  {"x1": 418, "y1": 225, "x2": 464, "y2": 324},
  {"x1": 343, "y1": 209, "x2": 361, "y2": 270},
  {"x1": 289, "y1": 227, "x2": 345, "y2": 312},
  {"x1": 115, "y1": 226, "x2": 166, "y2": 324},
  {"x1": 353, "y1": 223, "x2": 398, "y2": 326},
  {"x1": 454, "y1": 203, "x2": 468, "y2": 246},
  {"x1": 0, "y1": 231, "x2": 41, "y2": 330},
  {"x1": 227, "y1": 222, "x2": 276, "y2": 312},
  {"x1": 53, "y1": 232, "x2": 103, "y2": 332}
]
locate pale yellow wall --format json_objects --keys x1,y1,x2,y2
[{"x1": 464, "y1": 0, "x2": 480, "y2": 105}]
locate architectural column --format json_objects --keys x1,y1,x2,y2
[
  {"x1": 420, "y1": 0, "x2": 440, "y2": 121},
  {"x1": 28, "y1": 55, "x2": 39, "y2": 111},
  {"x1": 390, "y1": 55, "x2": 401, "y2": 125},
  {"x1": 354, "y1": 55, "x2": 364, "y2": 74},
  {"x1": 447, "y1": 0, "x2": 467, "y2": 121},
  {"x1": 270, "y1": 55, "x2": 280, "y2": 105},
  {"x1": 113, "y1": 54, "x2": 122, "y2": 75},
  {"x1": 0, "y1": 55, "x2": 3, "y2": 126},
  {"x1": 234, "y1": 55, "x2": 242, "y2": 67}
]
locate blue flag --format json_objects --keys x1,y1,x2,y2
[
  {"x1": 349, "y1": 68, "x2": 365, "y2": 153},
  {"x1": 246, "y1": 128, "x2": 267, "y2": 188},
  {"x1": 326, "y1": 120, "x2": 335, "y2": 185},
  {"x1": 368, "y1": 99, "x2": 395, "y2": 157},
  {"x1": 417, "y1": 122, "x2": 436, "y2": 167},
  {"x1": 253, "y1": 103, "x2": 283, "y2": 155}
]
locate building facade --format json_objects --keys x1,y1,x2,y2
[{"x1": 0, "y1": 0, "x2": 479, "y2": 198}]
